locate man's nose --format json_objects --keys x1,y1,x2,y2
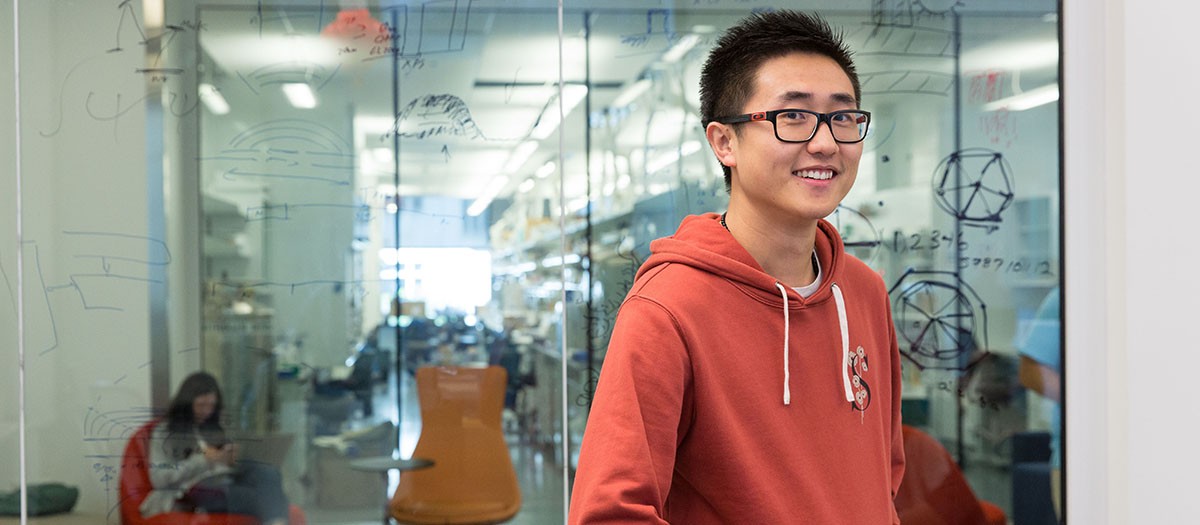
[{"x1": 805, "y1": 121, "x2": 840, "y2": 155}]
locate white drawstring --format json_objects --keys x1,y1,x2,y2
[
  {"x1": 775, "y1": 283, "x2": 791, "y2": 405},
  {"x1": 775, "y1": 282, "x2": 852, "y2": 406},
  {"x1": 832, "y1": 284, "x2": 854, "y2": 403}
]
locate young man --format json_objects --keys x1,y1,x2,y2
[{"x1": 570, "y1": 10, "x2": 904, "y2": 524}]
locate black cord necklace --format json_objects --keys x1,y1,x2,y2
[{"x1": 720, "y1": 212, "x2": 730, "y2": 231}]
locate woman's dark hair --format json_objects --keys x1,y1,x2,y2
[
  {"x1": 164, "y1": 371, "x2": 224, "y2": 438},
  {"x1": 699, "y1": 10, "x2": 860, "y2": 191}
]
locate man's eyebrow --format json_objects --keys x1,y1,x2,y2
[
  {"x1": 779, "y1": 91, "x2": 813, "y2": 102},
  {"x1": 778, "y1": 90, "x2": 858, "y2": 106},
  {"x1": 831, "y1": 92, "x2": 858, "y2": 105}
]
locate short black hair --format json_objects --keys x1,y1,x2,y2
[{"x1": 699, "y1": 10, "x2": 860, "y2": 190}]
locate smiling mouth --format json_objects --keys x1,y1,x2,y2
[{"x1": 795, "y1": 169, "x2": 835, "y2": 181}]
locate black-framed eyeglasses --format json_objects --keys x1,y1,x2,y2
[{"x1": 713, "y1": 109, "x2": 871, "y2": 144}]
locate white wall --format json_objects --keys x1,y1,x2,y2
[
  {"x1": 1062, "y1": 1, "x2": 1122, "y2": 521},
  {"x1": 1119, "y1": 0, "x2": 1200, "y2": 521},
  {"x1": 1065, "y1": 0, "x2": 1200, "y2": 522}
]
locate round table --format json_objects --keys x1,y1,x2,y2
[{"x1": 349, "y1": 455, "x2": 435, "y2": 524}]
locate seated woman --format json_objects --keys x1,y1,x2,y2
[{"x1": 140, "y1": 372, "x2": 290, "y2": 525}]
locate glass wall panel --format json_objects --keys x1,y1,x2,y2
[
  {"x1": 563, "y1": 1, "x2": 1061, "y2": 523},
  {"x1": 5, "y1": 1, "x2": 1060, "y2": 524},
  {"x1": 191, "y1": 1, "x2": 567, "y2": 523},
  {"x1": 8, "y1": 1, "x2": 157, "y2": 523},
  {"x1": 1, "y1": 0, "x2": 17, "y2": 511}
]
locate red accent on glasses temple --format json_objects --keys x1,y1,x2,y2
[{"x1": 750, "y1": 112, "x2": 766, "y2": 121}]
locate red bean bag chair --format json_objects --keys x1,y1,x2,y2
[
  {"x1": 120, "y1": 420, "x2": 306, "y2": 525},
  {"x1": 894, "y1": 425, "x2": 1006, "y2": 525}
]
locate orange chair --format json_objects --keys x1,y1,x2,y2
[
  {"x1": 894, "y1": 425, "x2": 1006, "y2": 525},
  {"x1": 390, "y1": 366, "x2": 521, "y2": 524},
  {"x1": 120, "y1": 420, "x2": 307, "y2": 525}
]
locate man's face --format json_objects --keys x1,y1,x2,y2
[{"x1": 719, "y1": 52, "x2": 863, "y2": 225}]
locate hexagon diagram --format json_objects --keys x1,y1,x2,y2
[{"x1": 932, "y1": 148, "x2": 1015, "y2": 229}]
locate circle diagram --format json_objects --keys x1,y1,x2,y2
[
  {"x1": 824, "y1": 204, "x2": 882, "y2": 265},
  {"x1": 888, "y1": 269, "x2": 990, "y2": 371}
]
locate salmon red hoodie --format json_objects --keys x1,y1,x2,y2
[{"x1": 570, "y1": 213, "x2": 905, "y2": 524}]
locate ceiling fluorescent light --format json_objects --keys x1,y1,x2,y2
[
  {"x1": 518, "y1": 178, "x2": 536, "y2": 193},
  {"x1": 541, "y1": 253, "x2": 581, "y2": 268},
  {"x1": 982, "y1": 83, "x2": 1059, "y2": 112},
  {"x1": 467, "y1": 176, "x2": 509, "y2": 217},
  {"x1": 535, "y1": 160, "x2": 556, "y2": 179},
  {"x1": 611, "y1": 79, "x2": 651, "y2": 108},
  {"x1": 198, "y1": 83, "x2": 230, "y2": 115},
  {"x1": 504, "y1": 141, "x2": 539, "y2": 174},
  {"x1": 371, "y1": 147, "x2": 393, "y2": 164},
  {"x1": 662, "y1": 34, "x2": 701, "y2": 64},
  {"x1": 531, "y1": 84, "x2": 588, "y2": 140},
  {"x1": 646, "y1": 140, "x2": 703, "y2": 174},
  {"x1": 962, "y1": 40, "x2": 1058, "y2": 72},
  {"x1": 568, "y1": 197, "x2": 589, "y2": 214},
  {"x1": 282, "y1": 83, "x2": 318, "y2": 109}
]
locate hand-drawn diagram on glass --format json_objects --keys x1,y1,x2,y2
[
  {"x1": 112, "y1": 0, "x2": 196, "y2": 74},
  {"x1": 4, "y1": 233, "x2": 169, "y2": 357},
  {"x1": 377, "y1": 0, "x2": 475, "y2": 58},
  {"x1": 236, "y1": 60, "x2": 341, "y2": 98},
  {"x1": 872, "y1": 0, "x2": 967, "y2": 26},
  {"x1": 83, "y1": 403, "x2": 162, "y2": 521},
  {"x1": 319, "y1": 5, "x2": 394, "y2": 62},
  {"x1": 390, "y1": 94, "x2": 488, "y2": 140},
  {"x1": 931, "y1": 148, "x2": 1015, "y2": 230},
  {"x1": 912, "y1": 0, "x2": 968, "y2": 17},
  {"x1": 230, "y1": 8, "x2": 349, "y2": 98},
  {"x1": 51, "y1": 231, "x2": 171, "y2": 312},
  {"x1": 41, "y1": 1, "x2": 202, "y2": 137},
  {"x1": 245, "y1": 0, "x2": 473, "y2": 74},
  {"x1": 617, "y1": 8, "x2": 698, "y2": 60},
  {"x1": 851, "y1": 0, "x2": 963, "y2": 98},
  {"x1": 2, "y1": 243, "x2": 59, "y2": 355},
  {"x1": 825, "y1": 204, "x2": 883, "y2": 265},
  {"x1": 200, "y1": 119, "x2": 355, "y2": 186},
  {"x1": 888, "y1": 269, "x2": 990, "y2": 371}
]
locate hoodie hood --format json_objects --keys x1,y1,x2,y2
[
  {"x1": 642, "y1": 213, "x2": 856, "y2": 406},
  {"x1": 642, "y1": 213, "x2": 846, "y2": 306}
]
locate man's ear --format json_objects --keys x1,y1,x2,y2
[{"x1": 705, "y1": 121, "x2": 737, "y2": 169}]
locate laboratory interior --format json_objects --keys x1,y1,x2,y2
[{"x1": 4, "y1": 0, "x2": 1097, "y2": 523}]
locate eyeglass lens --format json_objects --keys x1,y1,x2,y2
[{"x1": 776, "y1": 111, "x2": 869, "y2": 142}]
